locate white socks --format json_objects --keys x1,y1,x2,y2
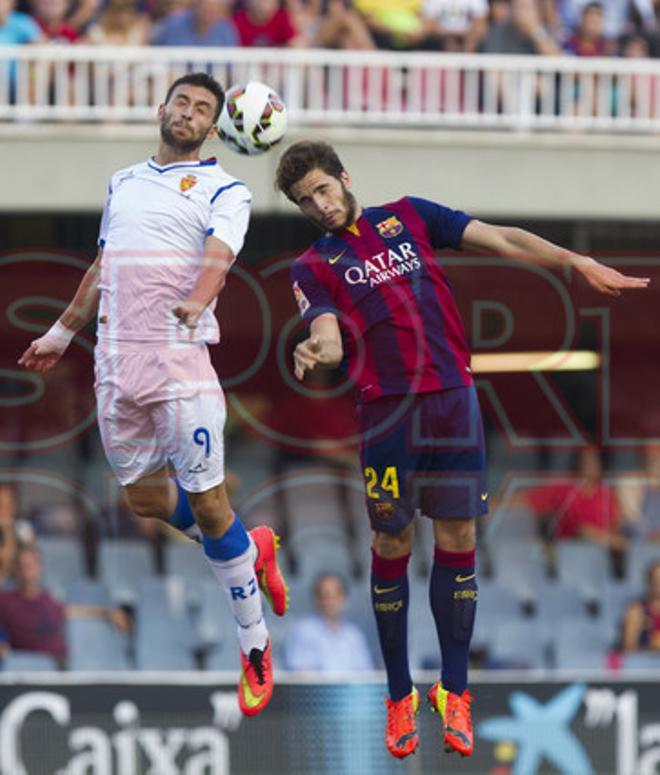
[{"x1": 205, "y1": 538, "x2": 269, "y2": 654}]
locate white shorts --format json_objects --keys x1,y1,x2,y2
[{"x1": 94, "y1": 342, "x2": 226, "y2": 492}]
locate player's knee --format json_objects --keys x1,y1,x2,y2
[
  {"x1": 433, "y1": 518, "x2": 476, "y2": 551},
  {"x1": 126, "y1": 494, "x2": 168, "y2": 521},
  {"x1": 372, "y1": 526, "x2": 413, "y2": 558},
  {"x1": 187, "y1": 492, "x2": 232, "y2": 535}
]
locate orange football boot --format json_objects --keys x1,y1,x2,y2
[
  {"x1": 250, "y1": 526, "x2": 289, "y2": 616},
  {"x1": 385, "y1": 688, "x2": 420, "y2": 759},
  {"x1": 238, "y1": 639, "x2": 274, "y2": 717},
  {"x1": 428, "y1": 680, "x2": 473, "y2": 757}
]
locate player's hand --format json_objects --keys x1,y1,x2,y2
[
  {"x1": 17, "y1": 333, "x2": 70, "y2": 373},
  {"x1": 172, "y1": 300, "x2": 205, "y2": 329},
  {"x1": 293, "y1": 336, "x2": 323, "y2": 380},
  {"x1": 575, "y1": 257, "x2": 650, "y2": 296}
]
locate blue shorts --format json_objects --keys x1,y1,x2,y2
[{"x1": 357, "y1": 386, "x2": 488, "y2": 534}]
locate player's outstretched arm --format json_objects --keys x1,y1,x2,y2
[
  {"x1": 294, "y1": 313, "x2": 343, "y2": 381},
  {"x1": 461, "y1": 220, "x2": 650, "y2": 296},
  {"x1": 18, "y1": 250, "x2": 102, "y2": 373},
  {"x1": 172, "y1": 235, "x2": 236, "y2": 329}
]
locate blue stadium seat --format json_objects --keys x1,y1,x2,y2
[
  {"x1": 485, "y1": 503, "x2": 537, "y2": 542},
  {"x1": 621, "y1": 651, "x2": 660, "y2": 672},
  {"x1": 472, "y1": 579, "x2": 525, "y2": 651},
  {"x1": 194, "y1": 578, "x2": 236, "y2": 650},
  {"x1": 488, "y1": 619, "x2": 550, "y2": 670},
  {"x1": 165, "y1": 539, "x2": 215, "y2": 606},
  {"x1": 553, "y1": 620, "x2": 613, "y2": 670},
  {"x1": 67, "y1": 618, "x2": 132, "y2": 671},
  {"x1": 534, "y1": 581, "x2": 589, "y2": 628},
  {"x1": 289, "y1": 528, "x2": 354, "y2": 586},
  {"x1": 38, "y1": 536, "x2": 86, "y2": 599},
  {"x1": 556, "y1": 541, "x2": 609, "y2": 603},
  {"x1": 97, "y1": 539, "x2": 157, "y2": 605},
  {"x1": 624, "y1": 541, "x2": 660, "y2": 593},
  {"x1": 489, "y1": 539, "x2": 548, "y2": 605},
  {"x1": 65, "y1": 579, "x2": 112, "y2": 606},
  {"x1": 600, "y1": 580, "x2": 637, "y2": 636},
  {"x1": 2, "y1": 651, "x2": 59, "y2": 672},
  {"x1": 205, "y1": 639, "x2": 240, "y2": 671},
  {"x1": 134, "y1": 577, "x2": 195, "y2": 670}
]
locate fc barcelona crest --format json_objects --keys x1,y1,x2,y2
[
  {"x1": 376, "y1": 216, "x2": 403, "y2": 238},
  {"x1": 179, "y1": 174, "x2": 198, "y2": 192}
]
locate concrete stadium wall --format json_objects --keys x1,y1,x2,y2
[{"x1": 3, "y1": 123, "x2": 660, "y2": 219}]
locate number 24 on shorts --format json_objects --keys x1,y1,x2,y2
[{"x1": 364, "y1": 466, "x2": 400, "y2": 500}]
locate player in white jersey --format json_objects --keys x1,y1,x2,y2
[{"x1": 18, "y1": 73, "x2": 288, "y2": 716}]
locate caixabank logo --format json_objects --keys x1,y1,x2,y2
[{"x1": 478, "y1": 683, "x2": 660, "y2": 775}]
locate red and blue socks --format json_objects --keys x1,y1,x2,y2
[
  {"x1": 371, "y1": 549, "x2": 412, "y2": 702},
  {"x1": 430, "y1": 547, "x2": 477, "y2": 695}
]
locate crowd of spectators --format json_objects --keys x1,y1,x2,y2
[{"x1": 1, "y1": 0, "x2": 660, "y2": 58}]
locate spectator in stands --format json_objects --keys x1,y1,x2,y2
[
  {"x1": 28, "y1": 0, "x2": 79, "y2": 41},
  {"x1": 619, "y1": 442, "x2": 660, "y2": 541},
  {"x1": 152, "y1": 0, "x2": 238, "y2": 46},
  {"x1": 289, "y1": 0, "x2": 375, "y2": 49},
  {"x1": 353, "y1": 0, "x2": 432, "y2": 49},
  {"x1": 527, "y1": 445, "x2": 627, "y2": 574},
  {"x1": 0, "y1": 545, "x2": 130, "y2": 666},
  {"x1": 480, "y1": 0, "x2": 561, "y2": 55},
  {"x1": 564, "y1": 1, "x2": 611, "y2": 55},
  {"x1": 0, "y1": 483, "x2": 35, "y2": 584},
  {"x1": 561, "y1": 0, "x2": 656, "y2": 41},
  {"x1": 233, "y1": 0, "x2": 303, "y2": 47},
  {"x1": 84, "y1": 0, "x2": 150, "y2": 44},
  {"x1": 420, "y1": 0, "x2": 489, "y2": 52},
  {"x1": 284, "y1": 572, "x2": 374, "y2": 672},
  {"x1": 620, "y1": 560, "x2": 660, "y2": 652},
  {"x1": 0, "y1": 0, "x2": 43, "y2": 46}
]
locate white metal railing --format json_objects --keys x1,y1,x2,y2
[{"x1": 3, "y1": 45, "x2": 660, "y2": 132}]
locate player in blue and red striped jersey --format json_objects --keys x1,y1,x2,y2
[{"x1": 275, "y1": 141, "x2": 649, "y2": 760}]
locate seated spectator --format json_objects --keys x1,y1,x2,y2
[
  {"x1": 0, "y1": 0, "x2": 43, "y2": 46},
  {"x1": 28, "y1": 0, "x2": 80, "y2": 41},
  {"x1": 152, "y1": 0, "x2": 238, "y2": 46},
  {"x1": 84, "y1": 0, "x2": 150, "y2": 44},
  {"x1": 480, "y1": 0, "x2": 561, "y2": 55},
  {"x1": 420, "y1": 0, "x2": 489, "y2": 52},
  {"x1": 561, "y1": 0, "x2": 656, "y2": 42},
  {"x1": 284, "y1": 572, "x2": 374, "y2": 672},
  {"x1": 0, "y1": 483, "x2": 35, "y2": 585},
  {"x1": 289, "y1": 0, "x2": 375, "y2": 49},
  {"x1": 353, "y1": 0, "x2": 431, "y2": 49},
  {"x1": 527, "y1": 446, "x2": 626, "y2": 552},
  {"x1": 233, "y1": 0, "x2": 302, "y2": 47},
  {"x1": 0, "y1": 546, "x2": 129, "y2": 666},
  {"x1": 619, "y1": 442, "x2": 660, "y2": 541},
  {"x1": 621, "y1": 561, "x2": 660, "y2": 652},
  {"x1": 564, "y1": 1, "x2": 611, "y2": 55}
]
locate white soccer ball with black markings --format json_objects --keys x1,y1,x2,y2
[{"x1": 217, "y1": 81, "x2": 287, "y2": 156}]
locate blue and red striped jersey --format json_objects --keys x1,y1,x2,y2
[{"x1": 290, "y1": 196, "x2": 474, "y2": 403}]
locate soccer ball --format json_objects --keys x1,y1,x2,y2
[{"x1": 217, "y1": 81, "x2": 287, "y2": 156}]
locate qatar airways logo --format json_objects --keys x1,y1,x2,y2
[{"x1": 344, "y1": 242, "x2": 421, "y2": 288}]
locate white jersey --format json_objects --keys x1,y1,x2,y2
[
  {"x1": 423, "y1": 0, "x2": 487, "y2": 33},
  {"x1": 97, "y1": 157, "x2": 251, "y2": 346}
]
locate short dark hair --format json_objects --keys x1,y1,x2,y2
[
  {"x1": 164, "y1": 72, "x2": 225, "y2": 123},
  {"x1": 313, "y1": 571, "x2": 347, "y2": 598},
  {"x1": 275, "y1": 141, "x2": 345, "y2": 202}
]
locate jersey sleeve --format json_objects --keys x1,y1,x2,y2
[
  {"x1": 290, "y1": 259, "x2": 337, "y2": 324},
  {"x1": 97, "y1": 180, "x2": 113, "y2": 248},
  {"x1": 408, "y1": 196, "x2": 473, "y2": 250},
  {"x1": 207, "y1": 181, "x2": 252, "y2": 257}
]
